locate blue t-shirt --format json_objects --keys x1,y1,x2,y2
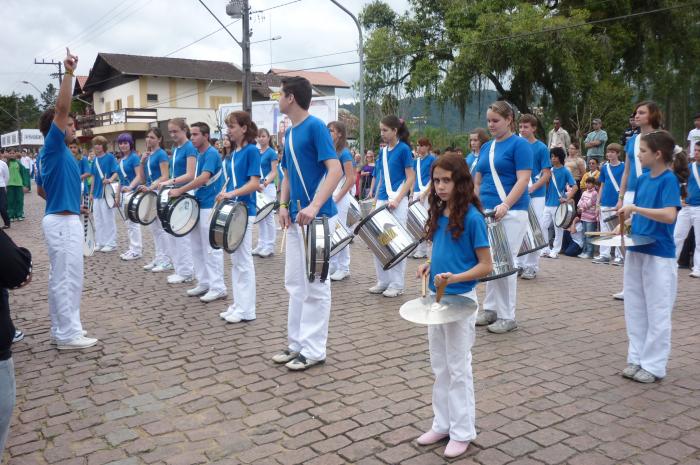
[
  {"x1": 39, "y1": 122, "x2": 82, "y2": 215},
  {"x1": 529, "y1": 140, "x2": 551, "y2": 198},
  {"x1": 277, "y1": 161, "x2": 284, "y2": 184},
  {"x1": 624, "y1": 134, "x2": 650, "y2": 192},
  {"x1": 90, "y1": 153, "x2": 118, "y2": 199},
  {"x1": 172, "y1": 140, "x2": 197, "y2": 179},
  {"x1": 686, "y1": 162, "x2": 700, "y2": 206},
  {"x1": 429, "y1": 204, "x2": 490, "y2": 295},
  {"x1": 373, "y1": 141, "x2": 414, "y2": 201},
  {"x1": 598, "y1": 162, "x2": 625, "y2": 207},
  {"x1": 146, "y1": 148, "x2": 169, "y2": 184},
  {"x1": 414, "y1": 154, "x2": 436, "y2": 191},
  {"x1": 466, "y1": 153, "x2": 479, "y2": 174},
  {"x1": 225, "y1": 143, "x2": 261, "y2": 215},
  {"x1": 281, "y1": 115, "x2": 338, "y2": 221},
  {"x1": 630, "y1": 169, "x2": 681, "y2": 258},
  {"x1": 74, "y1": 156, "x2": 90, "y2": 194},
  {"x1": 194, "y1": 146, "x2": 223, "y2": 209},
  {"x1": 338, "y1": 147, "x2": 353, "y2": 166},
  {"x1": 117, "y1": 152, "x2": 141, "y2": 186},
  {"x1": 545, "y1": 166, "x2": 576, "y2": 207},
  {"x1": 260, "y1": 147, "x2": 277, "y2": 178},
  {"x1": 476, "y1": 135, "x2": 533, "y2": 210}
]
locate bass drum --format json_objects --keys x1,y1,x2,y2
[
  {"x1": 254, "y1": 192, "x2": 276, "y2": 224},
  {"x1": 104, "y1": 182, "x2": 120, "y2": 209},
  {"x1": 518, "y1": 203, "x2": 547, "y2": 256},
  {"x1": 209, "y1": 200, "x2": 249, "y2": 253},
  {"x1": 480, "y1": 212, "x2": 517, "y2": 282},
  {"x1": 306, "y1": 217, "x2": 331, "y2": 282},
  {"x1": 406, "y1": 199, "x2": 429, "y2": 243},
  {"x1": 128, "y1": 190, "x2": 158, "y2": 225},
  {"x1": 354, "y1": 204, "x2": 418, "y2": 270},
  {"x1": 555, "y1": 201, "x2": 576, "y2": 229},
  {"x1": 162, "y1": 194, "x2": 200, "y2": 237}
]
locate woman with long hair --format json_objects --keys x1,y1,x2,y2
[
  {"x1": 253, "y1": 128, "x2": 278, "y2": 257},
  {"x1": 466, "y1": 128, "x2": 489, "y2": 174}
]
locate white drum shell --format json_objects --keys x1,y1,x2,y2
[
  {"x1": 480, "y1": 213, "x2": 517, "y2": 282},
  {"x1": 518, "y1": 203, "x2": 547, "y2": 257},
  {"x1": 353, "y1": 205, "x2": 418, "y2": 271},
  {"x1": 406, "y1": 199, "x2": 429, "y2": 243}
]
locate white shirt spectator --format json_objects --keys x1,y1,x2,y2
[
  {"x1": 20, "y1": 155, "x2": 32, "y2": 171},
  {"x1": 688, "y1": 127, "x2": 700, "y2": 160},
  {"x1": 0, "y1": 160, "x2": 8, "y2": 188}
]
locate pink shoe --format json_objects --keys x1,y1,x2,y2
[
  {"x1": 416, "y1": 430, "x2": 449, "y2": 446},
  {"x1": 444, "y1": 439, "x2": 469, "y2": 458}
]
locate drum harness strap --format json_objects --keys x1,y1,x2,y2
[
  {"x1": 192, "y1": 153, "x2": 222, "y2": 194},
  {"x1": 381, "y1": 145, "x2": 404, "y2": 200},
  {"x1": 488, "y1": 140, "x2": 508, "y2": 203},
  {"x1": 470, "y1": 155, "x2": 479, "y2": 174},
  {"x1": 416, "y1": 155, "x2": 429, "y2": 193},
  {"x1": 632, "y1": 134, "x2": 642, "y2": 179},
  {"x1": 605, "y1": 162, "x2": 620, "y2": 193},
  {"x1": 692, "y1": 162, "x2": 700, "y2": 190}
]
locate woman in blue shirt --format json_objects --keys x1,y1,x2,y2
[
  {"x1": 367, "y1": 116, "x2": 416, "y2": 297},
  {"x1": 415, "y1": 154, "x2": 492, "y2": 459},
  {"x1": 88, "y1": 136, "x2": 119, "y2": 252},
  {"x1": 473, "y1": 101, "x2": 533, "y2": 334},
  {"x1": 411, "y1": 137, "x2": 436, "y2": 259},
  {"x1": 328, "y1": 121, "x2": 356, "y2": 281},
  {"x1": 115, "y1": 133, "x2": 145, "y2": 261},
  {"x1": 617, "y1": 130, "x2": 682, "y2": 383},
  {"x1": 673, "y1": 144, "x2": 700, "y2": 278},
  {"x1": 253, "y1": 128, "x2": 278, "y2": 258}
]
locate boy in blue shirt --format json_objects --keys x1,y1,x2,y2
[
  {"x1": 593, "y1": 144, "x2": 625, "y2": 264},
  {"x1": 539, "y1": 147, "x2": 577, "y2": 259}
]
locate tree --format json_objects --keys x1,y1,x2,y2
[
  {"x1": 40, "y1": 83, "x2": 57, "y2": 110},
  {"x1": 0, "y1": 93, "x2": 42, "y2": 135}
]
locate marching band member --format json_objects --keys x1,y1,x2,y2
[
  {"x1": 594, "y1": 144, "x2": 625, "y2": 264},
  {"x1": 328, "y1": 120, "x2": 355, "y2": 281},
  {"x1": 159, "y1": 118, "x2": 196, "y2": 284},
  {"x1": 89, "y1": 136, "x2": 118, "y2": 253},
  {"x1": 168, "y1": 122, "x2": 226, "y2": 304},
  {"x1": 516, "y1": 114, "x2": 551, "y2": 279},
  {"x1": 411, "y1": 137, "x2": 436, "y2": 259},
  {"x1": 271, "y1": 76, "x2": 342, "y2": 371},
  {"x1": 367, "y1": 116, "x2": 416, "y2": 297},
  {"x1": 415, "y1": 154, "x2": 492, "y2": 458},
  {"x1": 252, "y1": 128, "x2": 277, "y2": 258},
  {"x1": 618, "y1": 130, "x2": 681, "y2": 383},
  {"x1": 466, "y1": 128, "x2": 489, "y2": 175},
  {"x1": 674, "y1": 144, "x2": 700, "y2": 278},
  {"x1": 539, "y1": 147, "x2": 577, "y2": 259},
  {"x1": 68, "y1": 139, "x2": 90, "y2": 203},
  {"x1": 140, "y1": 128, "x2": 173, "y2": 273},
  {"x1": 115, "y1": 133, "x2": 144, "y2": 261},
  {"x1": 217, "y1": 112, "x2": 261, "y2": 323},
  {"x1": 37, "y1": 48, "x2": 97, "y2": 349},
  {"x1": 473, "y1": 101, "x2": 532, "y2": 334}
]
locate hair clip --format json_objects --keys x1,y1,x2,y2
[{"x1": 673, "y1": 145, "x2": 683, "y2": 155}]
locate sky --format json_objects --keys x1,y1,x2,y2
[{"x1": 0, "y1": 0, "x2": 409, "y2": 104}]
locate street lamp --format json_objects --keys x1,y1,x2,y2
[
  {"x1": 21, "y1": 80, "x2": 42, "y2": 95},
  {"x1": 329, "y1": 0, "x2": 364, "y2": 157}
]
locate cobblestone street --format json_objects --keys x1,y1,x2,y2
[{"x1": 4, "y1": 192, "x2": 700, "y2": 465}]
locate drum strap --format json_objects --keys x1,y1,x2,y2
[
  {"x1": 193, "y1": 156, "x2": 223, "y2": 192},
  {"x1": 170, "y1": 146, "x2": 178, "y2": 180},
  {"x1": 119, "y1": 158, "x2": 128, "y2": 181},
  {"x1": 692, "y1": 162, "x2": 700, "y2": 190},
  {"x1": 95, "y1": 156, "x2": 105, "y2": 181},
  {"x1": 488, "y1": 141, "x2": 508, "y2": 202},
  {"x1": 416, "y1": 156, "x2": 428, "y2": 192},
  {"x1": 633, "y1": 134, "x2": 642, "y2": 179},
  {"x1": 147, "y1": 155, "x2": 153, "y2": 182},
  {"x1": 287, "y1": 128, "x2": 312, "y2": 202},
  {"x1": 381, "y1": 146, "x2": 403, "y2": 199},
  {"x1": 470, "y1": 155, "x2": 478, "y2": 173},
  {"x1": 551, "y1": 168, "x2": 563, "y2": 199},
  {"x1": 229, "y1": 151, "x2": 238, "y2": 187},
  {"x1": 605, "y1": 162, "x2": 620, "y2": 193}
]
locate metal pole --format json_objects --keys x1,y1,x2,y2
[
  {"x1": 329, "y1": 0, "x2": 364, "y2": 157},
  {"x1": 15, "y1": 100, "x2": 22, "y2": 152},
  {"x1": 242, "y1": 0, "x2": 252, "y2": 113}
]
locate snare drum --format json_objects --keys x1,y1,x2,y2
[
  {"x1": 518, "y1": 203, "x2": 547, "y2": 256},
  {"x1": 82, "y1": 214, "x2": 96, "y2": 257},
  {"x1": 254, "y1": 192, "x2": 276, "y2": 224},
  {"x1": 209, "y1": 200, "x2": 249, "y2": 253},
  {"x1": 347, "y1": 196, "x2": 361, "y2": 227},
  {"x1": 306, "y1": 217, "x2": 331, "y2": 282},
  {"x1": 157, "y1": 186, "x2": 173, "y2": 222},
  {"x1": 555, "y1": 201, "x2": 576, "y2": 229},
  {"x1": 330, "y1": 221, "x2": 354, "y2": 257},
  {"x1": 121, "y1": 191, "x2": 136, "y2": 221},
  {"x1": 104, "y1": 182, "x2": 120, "y2": 208},
  {"x1": 480, "y1": 212, "x2": 517, "y2": 282},
  {"x1": 354, "y1": 204, "x2": 418, "y2": 270},
  {"x1": 406, "y1": 199, "x2": 429, "y2": 243},
  {"x1": 603, "y1": 213, "x2": 619, "y2": 230},
  {"x1": 128, "y1": 190, "x2": 158, "y2": 225},
  {"x1": 161, "y1": 192, "x2": 200, "y2": 237}
]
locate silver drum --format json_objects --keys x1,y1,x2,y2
[
  {"x1": 518, "y1": 203, "x2": 547, "y2": 256},
  {"x1": 359, "y1": 199, "x2": 374, "y2": 217},
  {"x1": 209, "y1": 200, "x2": 249, "y2": 253},
  {"x1": 347, "y1": 196, "x2": 361, "y2": 227},
  {"x1": 353, "y1": 204, "x2": 418, "y2": 270},
  {"x1": 555, "y1": 201, "x2": 576, "y2": 229},
  {"x1": 480, "y1": 211, "x2": 517, "y2": 282},
  {"x1": 330, "y1": 221, "x2": 353, "y2": 257},
  {"x1": 255, "y1": 192, "x2": 276, "y2": 224},
  {"x1": 104, "y1": 181, "x2": 120, "y2": 208},
  {"x1": 406, "y1": 199, "x2": 429, "y2": 243},
  {"x1": 162, "y1": 194, "x2": 200, "y2": 237},
  {"x1": 306, "y1": 217, "x2": 331, "y2": 281}
]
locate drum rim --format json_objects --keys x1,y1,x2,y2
[
  {"x1": 307, "y1": 216, "x2": 330, "y2": 281},
  {"x1": 555, "y1": 201, "x2": 575, "y2": 229},
  {"x1": 104, "y1": 183, "x2": 118, "y2": 208},
  {"x1": 382, "y1": 240, "x2": 419, "y2": 270},
  {"x1": 135, "y1": 190, "x2": 158, "y2": 225},
  {"x1": 125, "y1": 191, "x2": 141, "y2": 224},
  {"x1": 208, "y1": 200, "x2": 227, "y2": 250},
  {"x1": 223, "y1": 201, "x2": 249, "y2": 253},
  {"x1": 516, "y1": 242, "x2": 547, "y2": 257},
  {"x1": 353, "y1": 203, "x2": 390, "y2": 235},
  {"x1": 253, "y1": 200, "x2": 275, "y2": 224},
  {"x1": 478, "y1": 268, "x2": 518, "y2": 282},
  {"x1": 329, "y1": 232, "x2": 354, "y2": 257},
  {"x1": 163, "y1": 194, "x2": 200, "y2": 237},
  {"x1": 157, "y1": 186, "x2": 173, "y2": 222}
]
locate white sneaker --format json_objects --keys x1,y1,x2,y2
[
  {"x1": 330, "y1": 270, "x2": 349, "y2": 281},
  {"x1": 56, "y1": 335, "x2": 98, "y2": 350},
  {"x1": 369, "y1": 283, "x2": 388, "y2": 294},
  {"x1": 100, "y1": 245, "x2": 116, "y2": 253},
  {"x1": 219, "y1": 308, "x2": 234, "y2": 319},
  {"x1": 258, "y1": 250, "x2": 274, "y2": 258},
  {"x1": 690, "y1": 270, "x2": 700, "y2": 278},
  {"x1": 252, "y1": 247, "x2": 262, "y2": 256},
  {"x1": 613, "y1": 291, "x2": 624, "y2": 301},
  {"x1": 548, "y1": 252, "x2": 559, "y2": 259},
  {"x1": 151, "y1": 262, "x2": 172, "y2": 273},
  {"x1": 168, "y1": 274, "x2": 194, "y2": 284},
  {"x1": 382, "y1": 288, "x2": 404, "y2": 298},
  {"x1": 539, "y1": 248, "x2": 551, "y2": 257},
  {"x1": 200, "y1": 290, "x2": 227, "y2": 303},
  {"x1": 186, "y1": 285, "x2": 209, "y2": 297},
  {"x1": 50, "y1": 330, "x2": 88, "y2": 344},
  {"x1": 143, "y1": 260, "x2": 156, "y2": 270},
  {"x1": 224, "y1": 313, "x2": 255, "y2": 323},
  {"x1": 120, "y1": 251, "x2": 142, "y2": 261}
]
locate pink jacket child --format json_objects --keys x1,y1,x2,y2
[{"x1": 577, "y1": 183, "x2": 598, "y2": 222}]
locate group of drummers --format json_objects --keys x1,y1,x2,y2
[{"x1": 32, "y1": 48, "x2": 697, "y2": 459}]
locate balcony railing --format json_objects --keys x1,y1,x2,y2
[{"x1": 77, "y1": 108, "x2": 158, "y2": 130}]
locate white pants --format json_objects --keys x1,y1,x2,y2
[
  {"x1": 674, "y1": 205, "x2": 700, "y2": 273},
  {"x1": 618, "y1": 191, "x2": 636, "y2": 294},
  {"x1": 412, "y1": 192, "x2": 431, "y2": 257},
  {"x1": 166, "y1": 231, "x2": 194, "y2": 279},
  {"x1": 93, "y1": 198, "x2": 116, "y2": 248},
  {"x1": 429, "y1": 289, "x2": 478, "y2": 442},
  {"x1": 285, "y1": 216, "x2": 337, "y2": 361},
  {"x1": 373, "y1": 198, "x2": 408, "y2": 290},
  {"x1": 227, "y1": 217, "x2": 256, "y2": 319},
  {"x1": 42, "y1": 214, "x2": 84, "y2": 342},
  {"x1": 124, "y1": 218, "x2": 142, "y2": 255},
  {"x1": 541, "y1": 206, "x2": 563, "y2": 253},
  {"x1": 255, "y1": 184, "x2": 277, "y2": 253},
  {"x1": 483, "y1": 210, "x2": 528, "y2": 321},
  {"x1": 598, "y1": 207, "x2": 621, "y2": 259},
  {"x1": 330, "y1": 191, "x2": 351, "y2": 274},
  {"x1": 516, "y1": 196, "x2": 545, "y2": 271},
  {"x1": 189, "y1": 208, "x2": 226, "y2": 293},
  {"x1": 149, "y1": 220, "x2": 171, "y2": 265},
  {"x1": 623, "y1": 251, "x2": 677, "y2": 378}
]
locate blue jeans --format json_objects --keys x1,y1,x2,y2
[
  {"x1": 0, "y1": 357, "x2": 15, "y2": 457},
  {"x1": 582, "y1": 221, "x2": 597, "y2": 255}
]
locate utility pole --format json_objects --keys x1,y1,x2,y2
[
  {"x1": 34, "y1": 58, "x2": 64, "y2": 85},
  {"x1": 241, "y1": 0, "x2": 252, "y2": 113},
  {"x1": 15, "y1": 100, "x2": 22, "y2": 152}
]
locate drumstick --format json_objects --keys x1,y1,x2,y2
[
  {"x1": 584, "y1": 231, "x2": 617, "y2": 236},
  {"x1": 280, "y1": 227, "x2": 287, "y2": 253},
  {"x1": 421, "y1": 272, "x2": 427, "y2": 298},
  {"x1": 297, "y1": 200, "x2": 307, "y2": 254},
  {"x1": 619, "y1": 211, "x2": 626, "y2": 253},
  {"x1": 436, "y1": 281, "x2": 447, "y2": 304}
]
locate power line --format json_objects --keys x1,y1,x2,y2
[
  {"x1": 164, "y1": 19, "x2": 241, "y2": 57},
  {"x1": 252, "y1": 48, "x2": 358, "y2": 68}
]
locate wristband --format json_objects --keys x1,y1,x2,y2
[
  {"x1": 425, "y1": 259, "x2": 431, "y2": 265},
  {"x1": 618, "y1": 194, "x2": 624, "y2": 200},
  {"x1": 279, "y1": 202, "x2": 289, "y2": 209},
  {"x1": 65, "y1": 70, "x2": 74, "y2": 77}
]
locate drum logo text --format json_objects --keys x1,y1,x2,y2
[{"x1": 377, "y1": 226, "x2": 398, "y2": 246}]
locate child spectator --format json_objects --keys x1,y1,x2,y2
[{"x1": 577, "y1": 177, "x2": 598, "y2": 258}]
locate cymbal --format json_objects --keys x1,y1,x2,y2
[
  {"x1": 399, "y1": 294, "x2": 478, "y2": 325},
  {"x1": 590, "y1": 234, "x2": 656, "y2": 247}
]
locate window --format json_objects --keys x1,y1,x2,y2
[
  {"x1": 115, "y1": 99, "x2": 122, "y2": 111},
  {"x1": 147, "y1": 93, "x2": 158, "y2": 102}
]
